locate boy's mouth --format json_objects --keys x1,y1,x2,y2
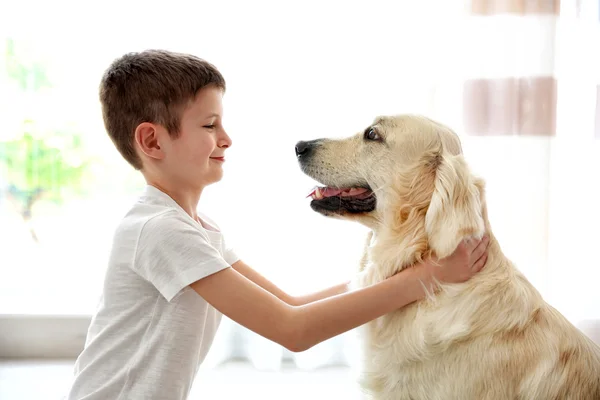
[{"x1": 210, "y1": 157, "x2": 225, "y2": 162}]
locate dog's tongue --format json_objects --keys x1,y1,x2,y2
[{"x1": 307, "y1": 187, "x2": 370, "y2": 200}]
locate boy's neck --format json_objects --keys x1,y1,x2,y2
[{"x1": 147, "y1": 180, "x2": 203, "y2": 221}]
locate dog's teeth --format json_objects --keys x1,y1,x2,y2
[{"x1": 307, "y1": 187, "x2": 328, "y2": 200}]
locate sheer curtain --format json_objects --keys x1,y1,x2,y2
[
  {"x1": 200, "y1": 0, "x2": 600, "y2": 370},
  {"x1": 1, "y1": 0, "x2": 598, "y2": 367}
]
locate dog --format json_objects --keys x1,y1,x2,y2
[{"x1": 295, "y1": 114, "x2": 600, "y2": 399}]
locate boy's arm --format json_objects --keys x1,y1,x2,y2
[
  {"x1": 190, "y1": 264, "x2": 427, "y2": 353},
  {"x1": 232, "y1": 260, "x2": 349, "y2": 306},
  {"x1": 193, "y1": 235, "x2": 489, "y2": 353}
]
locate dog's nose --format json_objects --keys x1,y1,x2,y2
[{"x1": 295, "y1": 141, "x2": 313, "y2": 158}]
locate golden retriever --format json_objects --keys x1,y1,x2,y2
[{"x1": 295, "y1": 114, "x2": 600, "y2": 399}]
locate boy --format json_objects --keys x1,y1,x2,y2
[{"x1": 66, "y1": 49, "x2": 489, "y2": 400}]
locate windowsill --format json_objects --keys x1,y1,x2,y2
[{"x1": 0, "y1": 314, "x2": 90, "y2": 358}]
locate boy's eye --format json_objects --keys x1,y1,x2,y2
[{"x1": 203, "y1": 125, "x2": 215, "y2": 129}]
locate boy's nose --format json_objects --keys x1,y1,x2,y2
[{"x1": 219, "y1": 131, "x2": 232, "y2": 148}]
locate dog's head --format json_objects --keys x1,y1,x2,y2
[{"x1": 296, "y1": 114, "x2": 486, "y2": 267}]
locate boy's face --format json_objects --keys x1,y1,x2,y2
[{"x1": 159, "y1": 85, "x2": 231, "y2": 190}]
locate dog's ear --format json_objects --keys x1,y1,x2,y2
[{"x1": 425, "y1": 152, "x2": 485, "y2": 259}]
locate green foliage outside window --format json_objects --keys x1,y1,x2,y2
[{"x1": 0, "y1": 38, "x2": 91, "y2": 242}]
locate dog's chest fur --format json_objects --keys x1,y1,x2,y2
[
  {"x1": 355, "y1": 270, "x2": 475, "y2": 399},
  {"x1": 353, "y1": 233, "x2": 513, "y2": 399},
  {"x1": 353, "y1": 235, "x2": 479, "y2": 399}
]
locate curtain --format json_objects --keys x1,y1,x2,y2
[{"x1": 199, "y1": 0, "x2": 600, "y2": 370}]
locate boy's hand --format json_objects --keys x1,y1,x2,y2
[{"x1": 421, "y1": 235, "x2": 490, "y2": 289}]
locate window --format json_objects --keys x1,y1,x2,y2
[{"x1": 1, "y1": 0, "x2": 598, "y2": 365}]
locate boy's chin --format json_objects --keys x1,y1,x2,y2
[{"x1": 200, "y1": 171, "x2": 224, "y2": 187}]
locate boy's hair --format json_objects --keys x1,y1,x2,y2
[{"x1": 99, "y1": 49, "x2": 226, "y2": 170}]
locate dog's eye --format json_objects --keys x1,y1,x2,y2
[{"x1": 364, "y1": 127, "x2": 381, "y2": 141}]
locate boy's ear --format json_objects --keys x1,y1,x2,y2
[
  {"x1": 135, "y1": 122, "x2": 165, "y2": 160},
  {"x1": 425, "y1": 152, "x2": 485, "y2": 259}
]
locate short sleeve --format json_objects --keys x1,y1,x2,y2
[
  {"x1": 222, "y1": 243, "x2": 239, "y2": 266},
  {"x1": 219, "y1": 230, "x2": 239, "y2": 266},
  {"x1": 196, "y1": 212, "x2": 239, "y2": 266},
  {"x1": 133, "y1": 211, "x2": 232, "y2": 301}
]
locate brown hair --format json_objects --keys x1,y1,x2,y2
[{"x1": 99, "y1": 49, "x2": 226, "y2": 170}]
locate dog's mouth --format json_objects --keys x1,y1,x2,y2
[{"x1": 306, "y1": 186, "x2": 377, "y2": 215}]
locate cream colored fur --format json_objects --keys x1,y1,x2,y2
[{"x1": 300, "y1": 114, "x2": 600, "y2": 399}]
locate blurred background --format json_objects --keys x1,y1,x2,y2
[{"x1": 1, "y1": 0, "x2": 599, "y2": 399}]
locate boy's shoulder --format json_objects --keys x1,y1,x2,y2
[
  {"x1": 114, "y1": 185, "x2": 220, "y2": 243},
  {"x1": 114, "y1": 187, "x2": 186, "y2": 240},
  {"x1": 122, "y1": 201, "x2": 179, "y2": 231}
]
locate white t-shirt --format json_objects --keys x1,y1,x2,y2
[{"x1": 66, "y1": 185, "x2": 239, "y2": 400}]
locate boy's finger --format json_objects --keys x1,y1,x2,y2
[
  {"x1": 473, "y1": 254, "x2": 487, "y2": 272},
  {"x1": 477, "y1": 235, "x2": 490, "y2": 250},
  {"x1": 471, "y1": 236, "x2": 489, "y2": 259},
  {"x1": 463, "y1": 237, "x2": 477, "y2": 251}
]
